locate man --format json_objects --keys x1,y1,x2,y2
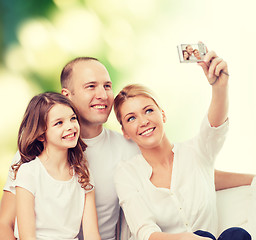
[
  {"x1": 61, "y1": 57, "x2": 140, "y2": 240},
  {"x1": 0, "y1": 57, "x2": 254, "y2": 240},
  {"x1": 186, "y1": 44, "x2": 197, "y2": 60},
  {"x1": 0, "y1": 151, "x2": 19, "y2": 240},
  {"x1": 0, "y1": 57, "x2": 140, "y2": 240}
]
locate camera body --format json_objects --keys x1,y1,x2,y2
[{"x1": 177, "y1": 43, "x2": 206, "y2": 63}]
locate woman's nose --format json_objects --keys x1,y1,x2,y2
[{"x1": 139, "y1": 117, "x2": 149, "y2": 127}]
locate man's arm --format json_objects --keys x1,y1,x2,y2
[
  {"x1": 0, "y1": 191, "x2": 16, "y2": 240},
  {"x1": 214, "y1": 169, "x2": 255, "y2": 191}
]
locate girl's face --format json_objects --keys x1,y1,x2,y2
[
  {"x1": 44, "y1": 103, "x2": 80, "y2": 151},
  {"x1": 183, "y1": 51, "x2": 189, "y2": 60},
  {"x1": 120, "y1": 96, "x2": 166, "y2": 150}
]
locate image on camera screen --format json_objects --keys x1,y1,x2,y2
[{"x1": 178, "y1": 43, "x2": 206, "y2": 63}]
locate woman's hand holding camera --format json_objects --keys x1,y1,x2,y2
[{"x1": 198, "y1": 50, "x2": 229, "y2": 86}]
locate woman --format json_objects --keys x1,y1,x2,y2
[
  {"x1": 113, "y1": 51, "x2": 251, "y2": 240},
  {"x1": 193, "y1": 49, "x2": 201, "y2": 60}
]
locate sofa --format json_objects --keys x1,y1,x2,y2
[
  {"x1": 118, "y1": 185, "x2": 255, "y2": 240},
  {"x1": 216, "y1": 185, "x2": 252, "y2": 234}
]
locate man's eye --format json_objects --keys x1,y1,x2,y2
[
  {"x1": 88, "y1": 85, "x2": 95, "y2": 89},
  {"x1": 104, "y1": 84, "x2": 112, "y2": 89},
  {"x1": 127, "y1": 116, "x2": 135, "y2": 122}
]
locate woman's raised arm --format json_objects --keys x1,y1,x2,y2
[{"x1": 198, "y1": 50, "x2": 229, "y2": 127}]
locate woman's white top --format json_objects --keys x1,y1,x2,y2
[
  {"x1": 14, "y1": 157, "x2": 93, "y2": 240},
  {"x1": 114, "y1": 116, "x2": 229, "y2": 240}
]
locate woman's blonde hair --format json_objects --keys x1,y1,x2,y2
[{"x1": 114, "y1": 84, "x2": 160, "y2": 125}]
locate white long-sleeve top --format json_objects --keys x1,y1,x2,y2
[{"x1": 114, "y1": 116, "x2": 229, "y2": 240}]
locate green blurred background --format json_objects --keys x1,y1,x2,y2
[{"x1": 1, "y1": 0, "x2": 256, "y2": 199}]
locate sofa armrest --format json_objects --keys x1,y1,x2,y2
[{"x1": 216, "y1": 185, "x2": 251, "y2": 235}]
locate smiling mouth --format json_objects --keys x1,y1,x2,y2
[
  {"x1": 140, "y1": 127, "x2": 155, "y2": 136},
  {"x1": 91, "y1": 104, "x2": 107, "y2": 109},
  {"x1": 63, "y1": 132, "x2": 76, "y2": 139}
]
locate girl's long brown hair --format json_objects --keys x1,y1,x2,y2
[{"x1": 12, "y1": 92, "x2": 92, "y2": 190}]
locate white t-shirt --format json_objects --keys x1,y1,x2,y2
[
  {"x1": 13, "y1": 157, "x2": 93, "y2": 240},
  {"x1": 114, "y1": 116, "x2": 229, "y2": 240},
  {"x1": 82, "y1": 128, "x2": 140, "y2": 240},
  {"x1": 4, "y1": 150, "x2": 20, "y2": 194},
  {"x1": 5, "y1": 128, "x2": 140, "y2": 240},
  {"x1": 188, "y1": 54, "x2": 197, "y2": 61}
]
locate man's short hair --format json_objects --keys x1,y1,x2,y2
[
  {"x1": 186, "y1": 45, "x2": 192, "y2": 50},
  {"x1": 60, "y1": 57, "x2": 99, "y2": 89}
]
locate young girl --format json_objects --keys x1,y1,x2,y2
[
  {"x1": 182, "y1": 50, "x2": 190, "y2": 60},
  {"x1": 113, "y1": 51, "x2": 251, "y2": 240},
  {"x1": 12, "y1": 92, "x2": 101, "y2": 240}
]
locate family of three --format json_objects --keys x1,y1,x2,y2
[{"x1": 0, "y1": 48, "x2": 254, "y2": 240}]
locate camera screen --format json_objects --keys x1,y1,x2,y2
[{"x1": 178, "y1": 43, "x2": 206, "y2": 63}]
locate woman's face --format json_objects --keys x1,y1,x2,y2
[
  {"x1": 120, "y1": 96, "x2": 166, "y2": 150},
  {"x1": 194, "y1": 49, "x2": 201, "y2": 59}
]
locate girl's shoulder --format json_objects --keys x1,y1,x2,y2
[{"x1": 18, "y1": 157, "x2": 40, "y2": 174}]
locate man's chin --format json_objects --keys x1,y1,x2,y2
[{"x1": 84, "y1": 117, "x2": 109, "y2": 126}]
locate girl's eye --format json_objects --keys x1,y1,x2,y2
[
  {"x1": 127, "y1": 116, "x2": 135, "y2": 122},
  {"x1": 71, "y1": 116, "x2": 77, "y2": 121},
  {"x1": 55, "y1": 121, "x2": 63, "y2": 126},
  {"x1": 145, "y1": 109, "x2": 153, "y2": 114}
]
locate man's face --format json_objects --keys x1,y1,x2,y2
[
  {"x1": 67, "y1": 60, "x2": 114, "y2": 127},
  {"x1": 186, "y1": 45, "x2": 193, "y2": 56}
]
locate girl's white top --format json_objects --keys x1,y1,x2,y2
[
  {"x1": 114, "y1": 116, "x2": 229, "y2": 240},
  {"x1": 14, "y1": 157, "x2": 93, "y2": 240}
]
